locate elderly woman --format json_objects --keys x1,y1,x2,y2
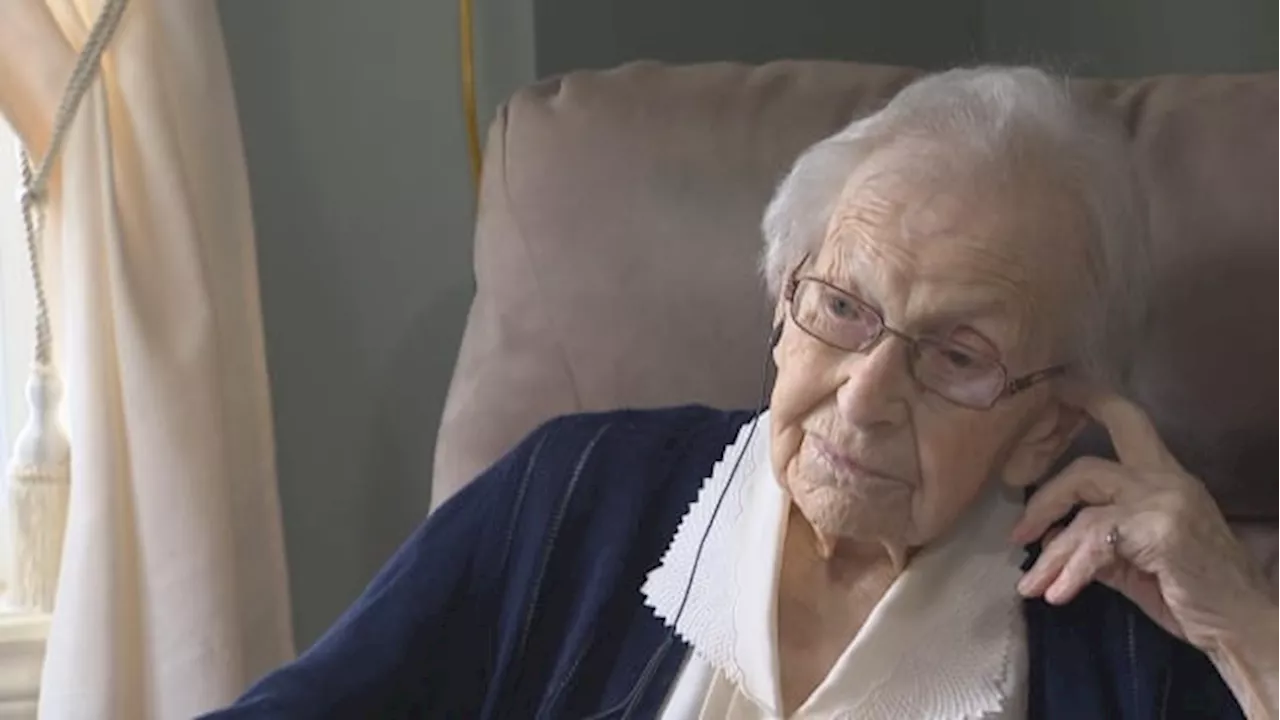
[{"x1": 207, "y1": 67, "x2": 1276, "y2": 720}]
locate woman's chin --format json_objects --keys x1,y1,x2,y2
[{"x1": 788, "y1": 479, "x2": 911, "y2": 550}]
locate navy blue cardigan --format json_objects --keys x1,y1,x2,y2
[{"x1": 205, "y1": 406, "x2": 1242, "y2": 719}]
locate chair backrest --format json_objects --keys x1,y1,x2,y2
[{"x1": 433, "y1": 62, "x2": 1277, "y2": 535}]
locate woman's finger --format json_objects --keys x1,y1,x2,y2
[
  {"x1": 1011, "y1": 457, "x2": 1129, "y2": 543},
  {"x1": 1044, "y1": 521, "x2": 1120, "y2": 605},
  {"x1": 1070, "y1": 386, "x2": 1176, "y2": 470},
  {"x1": 1017, "y1": 534, "x2": 1073, "y2": 598},
  {"x1": 1017, "y1": 510, "x2": 1102, "y2": 598}
]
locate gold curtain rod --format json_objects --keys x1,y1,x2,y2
[{"x1": 459, "y1": 0, "x2": 482, "y2": 192}]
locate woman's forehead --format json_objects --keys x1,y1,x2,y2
[
  {"x1": 821, "y1": 186, "x2": 1035, "y2": 291},
  {"x1": 822, "y1": 161, "x2": 1080, "y2": 292}
]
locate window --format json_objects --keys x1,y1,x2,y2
[{"x1": 0, "y1": 120, "x2": 47, "y2": 719}]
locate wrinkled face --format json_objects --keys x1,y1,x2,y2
[{"x1": 770, "y1": 151, "x2": 1082, "y2": 553}]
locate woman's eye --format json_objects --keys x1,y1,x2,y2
[
  {"x1": 824, "y1": 293, "x2": 859, "y2": 319},
  {"x1": 940, "y1": 348, "x2": 979, "y2": 369}
]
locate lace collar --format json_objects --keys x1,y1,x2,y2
[{"x1": 641, "y1": 412, "x2": 1027, "y2": 719}]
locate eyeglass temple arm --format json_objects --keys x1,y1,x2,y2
[{"x1": 1006, "y1": 366, "x2": 1068, "y2": 395}]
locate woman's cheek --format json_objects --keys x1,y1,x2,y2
[{"x1": 769, "y1": 421, "x2": 805, "y2": 490}]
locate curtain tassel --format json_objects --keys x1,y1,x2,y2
[
  {"x1": 5, "y1": 149, "x2": 70, "y2": 612},
  {"x1": 5, "y1": 151, "x2": 69, "y2": 612},
  {"x1": 5, "y1": 363, "x2": 69, "y2": 612}
]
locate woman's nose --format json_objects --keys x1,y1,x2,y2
[{"x1": 835, "y1": 334, "x2": 913, "y2": 429}]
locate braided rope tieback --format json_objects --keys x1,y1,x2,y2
[
  {"x1": 15, "y1": 150, "x2": 53, "y2": 367},
  {"x1": 16, "y1": 0, "x2": 131, "y2": 360}
]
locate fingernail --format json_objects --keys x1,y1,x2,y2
[{"x1": 1016, "y1": 574, "x2": 1033, "y2": 596}]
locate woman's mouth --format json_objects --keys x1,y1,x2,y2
[{"x1": 810, "y1": 436, "x2": 907, "y2": 489}]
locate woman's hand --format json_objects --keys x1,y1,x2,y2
[{"x1": 1010, "y1": 387, "x2": 1277, "y2": 718}]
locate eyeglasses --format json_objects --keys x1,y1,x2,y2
[{"x1": 784, "y1": 273, "x2": 1066, "y2": 410}]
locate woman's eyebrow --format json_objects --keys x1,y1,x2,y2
[
  {"x1": 922, "y1": 297, "x2": 1010, "y2": 326},
  {"x1": 803, "y1": 264, "x2": 863, "y2": 296},
  {"x1": 910, "y1": 296, "x2": 1018, "y2": 347},
  {"x1": 816, "y1": 259, "x2": 1022, "y2": 327}
]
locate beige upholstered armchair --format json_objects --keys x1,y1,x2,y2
[{"x1": 432, "y1": 61, "x2": 1277, "y2": 574}]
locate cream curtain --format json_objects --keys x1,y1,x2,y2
[{"x1": 0, "y1": 1, "x2": 295, "y2": 718}]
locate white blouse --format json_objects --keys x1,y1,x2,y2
[{"x1": 641, "y1": 412, "x2": 1029, "y2": 720}]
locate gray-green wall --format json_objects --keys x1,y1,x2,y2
[
  {"x1": 216, "y1": 0, "x2": 533, "y2": 647},
  {"x1": 981, "y1": 0, "x2": 1276, "y2": 75},
  {"x1": 534, "y1": 0, "x2": 986, "y2": 75},
  {"x1": 535, "y1": 0, "x2": 1276, "y2": 76}
]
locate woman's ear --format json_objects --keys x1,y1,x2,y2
[
  {"x1": 771, "y1": 295, "x2": 789, "y2": 362},
  {"x1": 1000, "y1": 397, "x2": 1088, "y2": 488}
]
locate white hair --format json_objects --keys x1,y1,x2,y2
[{"x1": 760, "y1": 66, "x2": 1151, "y2": 390}]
